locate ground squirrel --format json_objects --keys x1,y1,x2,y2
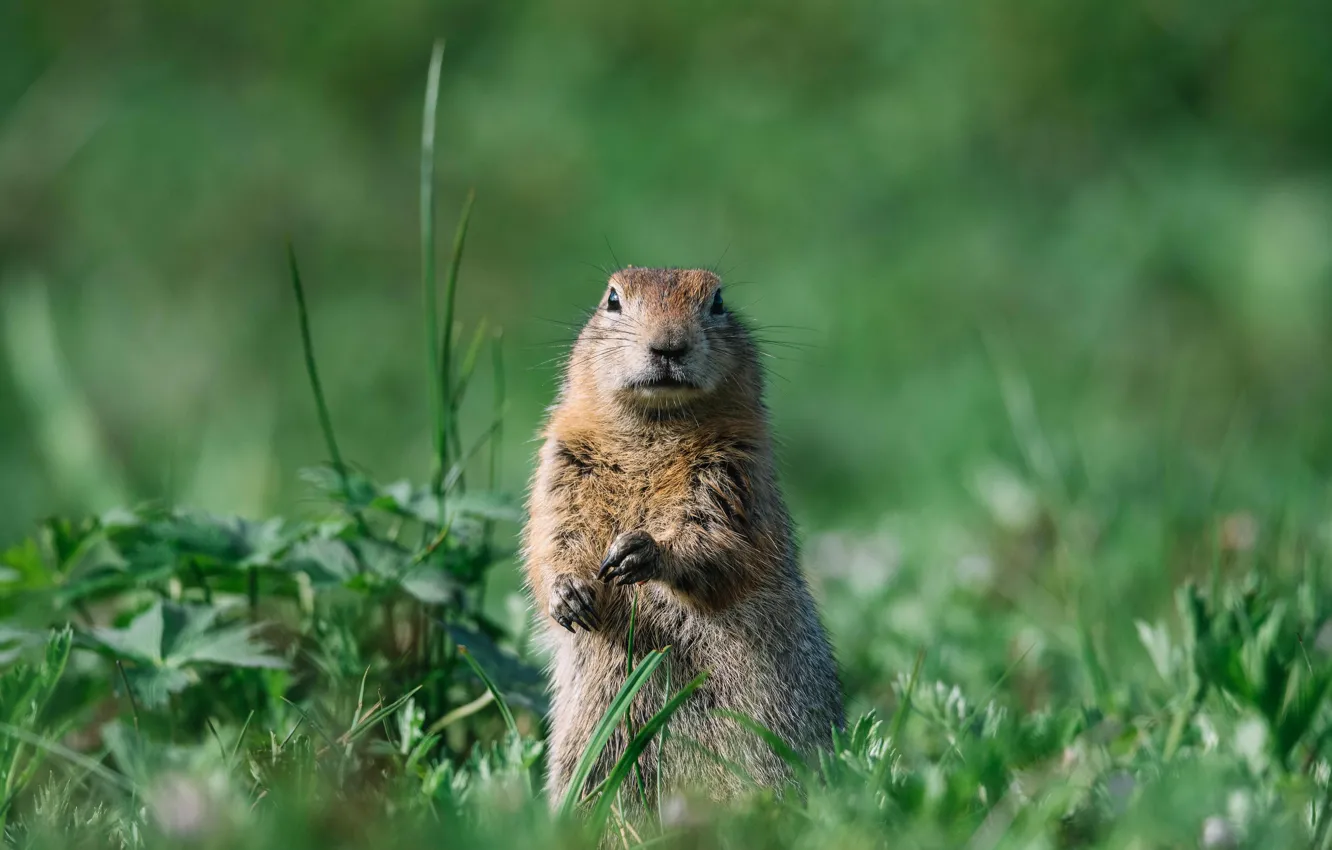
[{"x1": 522, "y1": 267, "x2": 844, "y2": 808}]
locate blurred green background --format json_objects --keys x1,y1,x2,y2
[{"x1": 3, "y1": 0, "x2": 1331, "y2": 587}]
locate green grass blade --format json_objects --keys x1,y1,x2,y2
[
  {"x1": 278, "y1": 697, "x2": 339, "y2": 755},
  {"x1": 457, "y1": 645, "x2": 518, "y2": 737},
  {"x1": 421, "y1": 39, "x2": 447, "y2": 499},
  {"x1": 353, "y1": 666, "x2": 370, "y2": 728},
  {"x1": 714, "y1": 709, "x2": 806, "y2": 775},
  {"x1": 449, "y1": 317, "x2": 490, "y2": 411},
  {"x1": 589, "y1": 671, "x2": 709, "y2": 832},
  {"x1": 287, "y1": 243, "x2": 346, "y2": 491},
  {"x1": 0, "y1": 723, "x2": 137, "y2": 795},
  {"x1": 443, "y1": 315, "x2": 489, "y2": 494},
  {"x1": 340, "y1": 685, "x2": 423, "y2": 746},
  {"x1": 440, "y1": 188, "x2": 476, "y2": 481},
  {"x1": 443, "y1": 413, "x2": 505, "y2": 495},
  {"x1": 888, "y1": 648, "x2": 925, "y2": 747},
  {"x1": 425, "y1": 690, "x2": 495, "y2": 736},
  {"x1": 205, "y1": 717, "x2": 227, "y2": 762},
  {"x1": 657, "y1": 655, "x2": 670, "y2": 822},
  {"x1": 484, "y1": 328, "x2": 505, "y2": 556},
  {"x1": 622, "y1": 586, "x2": 649, "y2": 809},
  {"x1": 229, "y1": 710, "x2": 255, "y2": 766},
  {"x1": 625, "y1": 588, "x2": 640, "y2": 677},
  {"x1": 287, "y1": 243, "x2": 370, "y2": 538},
  {"x1": 669, "y1": 733, "x2": 760, "y2": 789},
  {"x1": 489, "y1": 329, "x2": 505, "y2": 494},
  {"x1": 1077, "y1": 613, "x2": 1112, "y2": 710},
  {"x1": 557, "y1": 647, "x2": 671, "y2": 819}
]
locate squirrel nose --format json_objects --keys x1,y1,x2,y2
[{"x1": 649, "y1": 340, "x2": 690, "y2": 362}]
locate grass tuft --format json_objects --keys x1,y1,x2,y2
[{"x1": 559, "y1": 647, "x2": 672, "y2": 820}]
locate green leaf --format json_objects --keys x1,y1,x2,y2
[
  {"x1": 175, "y1": 624, "x2": 286, "y2": 669},
  {"x1": 401, "y1": 564, "x2": 460, "y2": 605},
  {"x1": 283, "y1": 536, "x2": 358, "y2": 584},
  {"x1": 90, "y1": 602, "x2": 165, "y2": 664},
  {"x1": 356, "y1": 538, "x2": 411, "y2": 580},
  {"x1": 122, "y1": 666, "x2": 193, "y2": 709},
  {"x1": 85, "y1": 602, "x2": 285, "y2": 707},
  {"x1": 448, "y1": 491, "x2": 525, "y2": 524},
  {"x1": 0, "y1": 539, "x2": 46, "y2": 582},
  {"x1": 299, "y1": 465, "x2": 380, "y2": 511},
  {"x1": 152, "y1": 513, "x2": 295, "y2": 568}
]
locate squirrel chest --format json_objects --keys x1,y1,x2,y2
[{"x1": 542, "y1": 431, "x2": 758, "y2": 557}]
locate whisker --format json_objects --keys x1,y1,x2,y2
[
  {"x1": 745, "y1": 324, "x2": 819, "y2": 334},
  {"x1": 602, "y1": 237, "x2": 624, "y2": 273},
  {"x1": 749, "y1": 340, "x2": 817, "y2": 352},
  {"x1": 534, "y1": 316, "x2": 593, "y2": 331}
]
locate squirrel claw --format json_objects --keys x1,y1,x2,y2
[
  {"x1": 551, "y1": 575, "x2": 600, "y2": 633},
  {"x1": 598, "y1": 530, "x2": 661, "y2": 585}
]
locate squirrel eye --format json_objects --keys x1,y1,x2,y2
[
  {"x1": 606, "y1": 289, "x2": 621, "y2": 312},
  {"x1": 709, "y1": 289, "x2": 725, "y2": 316}
]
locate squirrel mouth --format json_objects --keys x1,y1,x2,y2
[{"x1": 629, "y1": 374, "x2": 698, "y2": 392}]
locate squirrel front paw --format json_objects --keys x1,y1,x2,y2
[
  {"x1": 550, "y1": 574, "x2": 600, "y2": 632},
  {"x1": 597, "y1": 530, "x2": 661, "y2": 586}
]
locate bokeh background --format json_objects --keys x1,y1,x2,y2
[{"x1": 4, "y1": 1, "x2": 1332, "y2": 698}]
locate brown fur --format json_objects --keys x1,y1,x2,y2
[{"x1": 522, "y1": 267, "x2": 843, "y2": 811}]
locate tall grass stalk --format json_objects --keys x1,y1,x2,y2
[
  {"x1": 481, "y1": 329, "x2": 505, "y2": 594},
  {"x1": 420, "y1": 39, "x2": 447, "y2": 503},
  {"x1": 888, "y1": 648, "x2": 925, "y2": 747},
  {"x1": 440, "y1": 188, "x2": 477, "y2": 472},
  {"x1": 489, "y1": 330, "x2": 505, "y2": 489},
  {"x1": 623, "y1": 587, "x2": 650, "y2": 809},
  {"x1": 286, "y1": 243, "x2": 370, "y2": 538}
]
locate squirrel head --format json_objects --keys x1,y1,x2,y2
[{"x1": 568, "y1": 267, "x2": 760, "y2": 418}]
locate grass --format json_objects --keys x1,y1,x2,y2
[{"x1": 3, "y1": 46, "x2": 1332, "y2": 850}]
